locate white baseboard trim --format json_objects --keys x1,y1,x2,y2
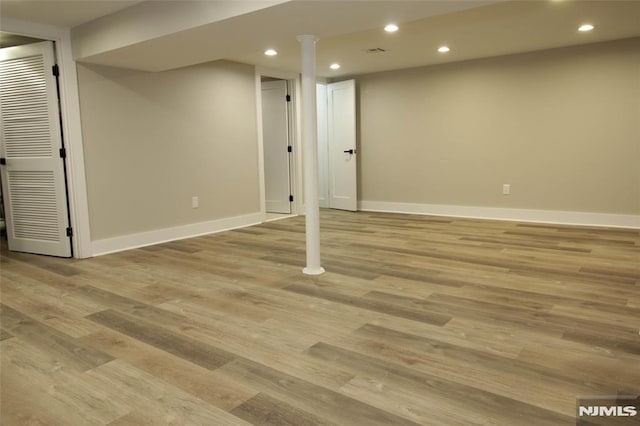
[
  {"x1": 358, "y1": 201, "x2": 640, "y2": 229},
  {"x1": 91, "y1": 212, "x2": 264, "y2": 257}
]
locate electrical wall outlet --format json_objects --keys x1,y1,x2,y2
[
  {"x1": 192, "y1": 196, "x2": 199, "y2": 208},
  {"x1": 502, "y1": 184, "x2": 511, "y2": 195}
]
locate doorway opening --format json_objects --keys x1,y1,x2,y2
[
  {"x1": 317, "y1": 79, "x2": 358, "y2": 212},
  {"x1": 261, "y1": 77, "x2": 293, "y2": 216},
  {"x1": 0, "y1": 34, "x2": 74, "y2": 257},
  {"x1": 257, "y1": 70, "x2": 301, "y2": 222}
]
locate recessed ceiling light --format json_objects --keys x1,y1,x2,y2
[
  {"x1": 438, "y1": 46, "x2": 451, "y2": 53},
  {"x1": 330, "y1": 63, "x2": 341, "y2": 70},
  {"x1": 578, "y1": 24, "x2": 594, "y2": 32},
  {"x1": 384, "y1": 24, "x2": 399, "y2": 33},
  {"x1": 264, "y1": 49, "x2": 278, "y2": 56}
]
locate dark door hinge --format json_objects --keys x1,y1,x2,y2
[
  {"x1": 66, "y1": 227, "x2": 73, "y2": 237},
  {"x1": 0, "y1": 158, "x2": 5, "y2": 165},
  {"x1": 289, "y1": 195, "x2": 294, "y2": 202},
  {"x1": 52, "y1": 64, "x2": 60, "y2": 77},
  {"x1": 287, "y1": 146, "x2": 292, "y2": 153},
  {"x1": 286, "y1": 94, "x2": 291, "y2": 102},
  {"x1": 59, "y1": 148, "x2": 66, "y2": 158}
]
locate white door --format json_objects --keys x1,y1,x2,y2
[
  {"x1": 262, "y1": 79, "x2": 291, "y2": 214},
  {"x1": 327, "y1": 79, "x2": 357, "y2": 211},
  {"x1": 0, "y1": 41, "x2": 72, "y2": 257}
]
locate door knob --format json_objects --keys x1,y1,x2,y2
[{"x1": 343, "y1": 149, "x2": 355, "y2": 154}]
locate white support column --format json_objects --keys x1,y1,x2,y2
[{"x1": 297, "y1": 34, "x2": 325, "y2": 276}]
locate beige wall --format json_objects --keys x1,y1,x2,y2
[
  {"x1": 77, "y1": 60, "x2": 259, "y2": 240},
  {"x1": 357, "y1": 38, "x2": 640, "y2": 215}
]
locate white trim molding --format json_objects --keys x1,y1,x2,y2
[
  {"x1": 91, "y1": 212, "x2": 263, "y2": 256},
  {"x1": 359, "y1": 201, "x2": 640, "y2": 229}
]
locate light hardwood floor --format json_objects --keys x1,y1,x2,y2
[{"x1": 1, "y1": 210, "x2": 639, "y2": 425}]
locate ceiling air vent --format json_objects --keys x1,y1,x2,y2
[{"x1": 365, "y1": 48, "x2": 387, "y2": 53}]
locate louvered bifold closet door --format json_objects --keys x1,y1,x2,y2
[{"x1": 0, "y1": 41, "x2": 71, "y2": 257}]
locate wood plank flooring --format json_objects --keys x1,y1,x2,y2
[{"x1": 1, "y1": 209, "x2": 639, "y2": 425}]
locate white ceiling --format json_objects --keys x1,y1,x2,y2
[
  {"x1": 0, "y1": 1, "x2": 143, "y2": 28},
  {"x1": 1, "y1": 0, "x2": 639, "y2": 77},
  {"x1": 239, "y1": 0, "x2": 640, "y2": 77}
]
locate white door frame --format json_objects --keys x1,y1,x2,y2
[
  {"x1": 1, "y1": 41, "x2": 72, "y2": 257},
  {"x1": 255, "y1": 67, "x2": 302, "y2": 219},
  {"x1": 2, "y1": 18, "x2": 92, "y2": 258},
  {"x1": 261, "y1": 79, "x2": 292, "y2": 214},
  {"x1": 327, "y1": 79, "x2": 357, "y2": 211}
]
